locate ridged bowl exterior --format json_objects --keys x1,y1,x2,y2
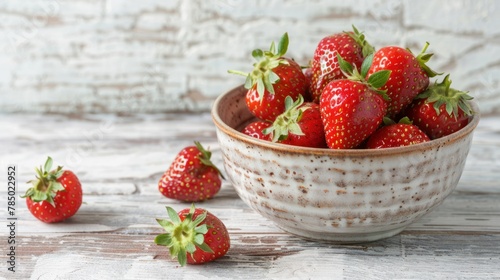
[{"x1": 212, "y1": 85, "x2": 480, "y2": 243}]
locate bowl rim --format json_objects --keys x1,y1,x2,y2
[{"x1": 211, "y1": 85, "x2": 481, "y2": 157}]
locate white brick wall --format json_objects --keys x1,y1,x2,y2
[{"x1": 1, "y1": 0, "x2": 499, "y2": 115}]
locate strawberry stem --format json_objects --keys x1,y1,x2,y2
[
  {"x1": 337, "y1": 53, "x2": 391, "y2": 101},
  {"x1": 154, "y1": 204, "x2": 214, "y2": 267},
  {"x1": 194, "y1": 141, "x2": 225, "y2": 180},
  {"x1": 21, "y1": 157, "x2": 66, "y2": 207},
  {"x1": 416, "y1": 74, "x2": 474, "y2": 118},
  {"x1": 263, "y1": 95, "x2": 307, "y2": 142},
  {"x1": 227, "y1": 69, "x2": 249, "y2": 77},
  {"x1": 443, "y1": 75, "x2": 452, "y2": 97},
  {"x1": 420, "y1": 41, "x2": 430, "y2": 54},
  {"x1": 347, "y1": 25, "x2": 375, "y2": 58},
  {"x1": 228, "y1": 33, "x2": 291, "y2": 101},
  {"x1": 413, "y1": 42, "x2": 442, "y2": 78}
]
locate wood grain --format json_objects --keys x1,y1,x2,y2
[{"x1": 1, "y1": 112, "x2": 499, "y2": 279}]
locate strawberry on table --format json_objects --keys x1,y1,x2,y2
[
  {"x1": 309, "y1": 25, "x2": 374, "y2": 102},
  {"x1": 367, "y1": 42, "x2": 441, "y2": 117},
  {"x1": 228, "y1": 33, "x2": 308, "y2": 122},
  {"x1": 22, "y1": 157, "x2": 83, "y2": 223},
  {"x1": 366, "y1": 117, "x2": 430, "y2": 149},
  {"x1": 154, "y1": 204, "x2": 230, "y2": 266},
  {"x1": 405, "y1": 74, "x2": 474, "y2": 139},
  {"x1": 158, "y1": 141, "x2": 224, "y2": 202},
  {"x1": 320, "y1": 53, "x2": 391, "y2": 149},
  {"x1": 263, "y1": 95, "x2": 327, "y2": 148},
  {"x1": 242, "y1": 120, "x2": 272, "y2": 141}
]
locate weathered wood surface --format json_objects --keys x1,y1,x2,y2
[{"x1": 1, "y1": 113, "x2": 500, "y2": 279}]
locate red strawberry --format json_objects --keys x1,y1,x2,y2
[
  {"x1": 405, "y1": 74, "x2": 474, "y2": 139},
  {"x1": 366, "y1": 117, "x2": 430, "y2": 149},
  {"x1": 229, "y1": 33, "x2": 308, "y2": 121},
  {"x1": 367, "y1": 42, "x2": 441, "y2": 117},
  {"x1": 154, "y1": 204, "x2": 230, "y2": 266},
  {"x1": 158, "y1": 142, "x2": 224, "y2": 202},
  {"x1": 310, "y1": 25, "x2": 374, "y2": 102},
  {"x1": 320, "y1": 54, "x2": 391, "y2": 149},
  {"x1": 263, "y1": 95, "x2": 326, "y2": 148},
  {"x1": 22, "y1": 157, "x2": 82, "y2": 223},
  {"x1": 242, "y1": 120, "x2": 271, "y2": 141}
]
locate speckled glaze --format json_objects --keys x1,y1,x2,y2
[{"x1": 212, "y1": 85, "x2": 480, "y2": 243}]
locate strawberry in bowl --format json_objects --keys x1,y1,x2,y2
[
  {"x1": 215, "y1": 28, "x2": 479, "y2": 243},
  {"x1": 212, "y1": 83, "x2": 479, "y2": 243}
]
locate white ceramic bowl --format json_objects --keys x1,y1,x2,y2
[{"x1": 211, "y1": 85, "x2": 480, "y2": 243}]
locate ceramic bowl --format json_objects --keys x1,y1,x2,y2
[{"x1": 211, "y1": 85, "x2": 480, "y2": 243}]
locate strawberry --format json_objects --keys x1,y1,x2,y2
[
  {"x1": 154, "y1": 204, "x2": 230, "y2": 266},
  {"x1": 309, "y1": 25, "x2": 374, "y2": 102},
  {"x1": 320, "y1": 53, "x2": 391, "y2": 149},
  {"x1": 263, "y1": 95, "x2": 326, "y2": 148},
  {"x1": 229, "y1": 33, "x2": 308, "y2": 121},
  {"x1": 405, "y1": 74, "x2": 474, "y2": 139},
  {"x1": 21, "y1": 157, "x2": 82, "y2": 223},
  {"x1": 367, "y1": 42, "x2": 441, "y2": 117},
  {"x1": 366, "y1": 117, "x2": 430, "y2": 149},
  {"x1": 158, "y1": 142, "x2": 224, "y2": 202},
  {"x1": 242, "y1": 120, "x2": 271, "y2": 141}
]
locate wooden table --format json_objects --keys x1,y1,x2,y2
[{"x1": 2, "y1": 112, "x2": 499, "y2": 279}]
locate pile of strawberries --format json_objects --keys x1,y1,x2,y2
[
  {"x1": 22, "y1": 26, "x2": 476, "y2": 268},
  {"x1": 231, "y1": 26, "x2": 474, "y2": 149}
]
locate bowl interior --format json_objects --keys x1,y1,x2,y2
[{"x1": 213, "y1": 85, "x2": 255, "y2": 132}]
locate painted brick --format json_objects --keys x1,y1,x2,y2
[{"x1": 0, "y1": 0, "x2": 498, "y2": 114}]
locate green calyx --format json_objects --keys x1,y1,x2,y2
[
  {"x1": 345, "y1": 25, "x2": 375, "y2": 58},
  {"x1": 383, "y1": 116, "x2": 412, "y2": 126},
  {"x1": 228, "y1": 33, "x2": 290, "y2": 101},
  {"x1": 416, "y1": 74, "x2": 474, "y2": 118},
  {"x1": 263, "y1": 95, "x2": 308, "y2": 142},
  {"x1": 410, "y1": 42, "x2": 442, "y2": 78},
  {"x1": 21, "y1": 156, "x2": 65, "y2": 207},
  {"x1": 154, "y1": 204, "x2": 213, "y2": 267},
  {"x1": 337, "y1": 53, "x2": 391, "y2": 101},
  {"x1": 398, "y1": 116, "x2": 413, "y2": 125},
  {"x1": 194, "y1": 141, "x2": 225, "y2": 180}
]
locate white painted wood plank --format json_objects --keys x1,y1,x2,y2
[
  {"x1": 13, "y1": 231, "x2": 500, "y2": 279},
  {"x1": 0, "y1": 112, "x2": 499, "y2": 279}
]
